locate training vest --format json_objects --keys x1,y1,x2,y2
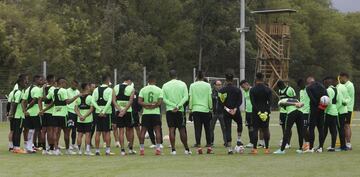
[
  {"x1": 331, "y1": 87, "x2": 338, "y2": 104},
  {"x1": 279, "y1": 86, "x2": 295, "y2": 99},
  {"x1": 97, "y1": 86, "x2": 107, "y2": 106},
  {"x1": 54, "y1": 89, "x2": 66, "y2": 106},
  {"x1": 116, "y1": 84, "x2": 130, "y2": 101},
  {"x1": 79, "y1": 95, "x2": 91, "y2": 110},
  {"x1": 44, "y1": 86, "x2": 52, "y2": 104}
]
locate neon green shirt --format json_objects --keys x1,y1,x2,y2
[
  {"x1": 76, "y1": 95, "x2": 93, "y2": 123},
  {"x1": 344, "y1": 81, "x2": 355, "y2": 112},
  {"x1": 325, "y1": 86, "x2": 340, "y2": 116},
  {"x1": 139, "y1": 85, "x2": 163, "y2": 115},
  {"x1": 23, "y1": 86, "x2": 42, "y2": 117},
  {"x1": 50, "y1": 88, "x2": 69, "y2": 117},
  {"x1": 114, "y1": 83, "x2": 134, "y2": 112},
  {"x1": 189, "y1": 81, "x2": 212, "y2": 113},
  {"x1": 337, "y1": 84, "x2": 349, "y2": 115},
  {"x1": 299, "y1": 89, "x2": 310, "y2": 114},
  {"x1": 243, "y1": 89, "x2": 253, "y2": 113},
  {"x1": 45, "y1": 86, "x2": 55, "y2": 114},
  {"x1": 92, "y1": 84, "x2": 113, "y2": 114},
  {"x1": 13, "y1": 90, "x2": 25, "y2": 119},
  {"x1": 67, "y1": 88, "x2": 80, "y2": 114},
  {"x1": 162, "y1": 79, "x2": 188, "y2": 112},
  {"x1": 280, "y1": 86, "x2": 297, "y2": 114}
]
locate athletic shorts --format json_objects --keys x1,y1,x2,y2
[
  {"x1": 77, "y1": 122, "x2": 92, "y2": 133},
  {"x1": 279, "y1": 112, "x2": 287, "y2": 126},
  {"x1": 141, "y1": 114, "x2": 161, "y2": 129},
  {"x1": 67, "y1": 112, "x2": 77, "y2": 128},
  {"x1": 42, "y1": 113, "x2": 53, "y2": 127},
  {"x1": 253, "y1": 113, "x2": 270, "y2": 129},
  {"x1": 111, "y1": 111, "x2": 117, "y2": 125},
  {"x1": 166, "y1": 111, "x2": 186, "y2": 129},
  {"x1": 24, "y1": 116, "x2": 42, "y2": 130},
  {"x1": 302, "y1": 113, "x2": 310, "y2": 128},
  {"x1": 94, "y1": 113, "x2": 111, "y2": 132},
  {"x1": 52, "y1": 116, "x2": 67, "y2": 128},
  {"x1": 345, "y1": 111, "x2": 352, "y2": 124},
  {"x1": 245, "y1": 112, "x2": 252, "y2": 127},
  {"x1": 11, "y1": 118, "x2": 24, "y2": 131},
  {"x1": 132, "y1": 111, "x2": 140, "y2": 127},
  {"x1": 9, "y1": 118, "x2": 14, "y2": 131},
  {"x1": 116, "y1": 112, "x2": 135, "y2": 128}
]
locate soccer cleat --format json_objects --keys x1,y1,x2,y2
[
  {"x1": 285, "y1": 144, "x2": 291, "y2": 149},
  {"x1": 95, "y1": 152, "x2": 101, "y2": 156},
  {"x1": 27, "y1": 149, "x2": 36, "y2": 154},
  {"x1": 69, "y1": 145, "x2": 74, "y2": 150},
  {"x1": 9, "y1": 148, "x2": 14, "y2": 152},
  {"x1": 207, "y1": 148, "x2": 214, "y2": 154},
  {"x1": 197, "y1": 148, "x2": 203, "y2": 155},
  {"x1": 273, "y1": 149, "x2": 285, "y2": 154},
  {"x1": 155, "y1": 149, "x2": 161, "y2": 156},
  {"x1": 54, "y1": 150, "x2": 62, "y2": 156},
  {"x1": 185, "y1": 150, "x2": 192, "y2": 155},
  {"x1": 65, "y1": 149, "x2": 77, "y2": 155},
  {"x1": 302, "y1": 143, "x2": 310, "y2": 151},
  {"x1": 264, "y1": 149, "x2": 271, "y2": 154},
  {"x1": 315, "y1": 147, "x2": 323, "y2": 153},
  {"x1": 170, "y1": 151, "x2": 177, "y2": 155},
  {"x1": 58, "y1": 145, "x2": 65, "y2": 150},
  {"x1": 107, "y1": 152, "x2": 115, "y2": 156},
  {"x1": 120, "y1": 150, "x2": 126, "y2": 156},
  {"x1": 149, "y1": 144, "x2": 156, "y2": 148},
  {"x1": 327, "y1": 148, "x2": 335, "y2": 152},
  {"x1": 296, "y1": 149, "x2": 304, "y2": 154},
  {"x1": 250, "y1": 149, "x2": 258, "y2": 155},
  {"x1": 85, "y1": 151, "x2": 95, "y2": 156},
  {"x1": 128, "y1": 149, "x2": 137, "y2": 155},
  {"x1": 304, "y1": 148, "x2": 314, "y2": 153},
  {"x1": 346, "y1": 143, "x2": 352, "y2": 150},
  {"x1": 47, "y1": 150, "x2": 54, "y2": 155},
  {"x1": 78, "y1": 150, "x2": 83, "y2": 155},
  {"x1": 245, "y1": 143, "x2": 253, "y2": 148},
  {"x1": 326, "y1": 146, "x2": 332, "y2": 150},
  {"x1": 227, "y1": 150, "x2": 234, "y2": 155},
  {"x1": 13, "y1": 148, "x2": 27, "y2": 154},
  {"x1": 140, "y1": 149, "x2": 145, "y2": 156}
]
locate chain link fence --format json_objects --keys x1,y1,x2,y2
[{"x1": 0, "y1": 99, "x2": 8, "y2": 122}]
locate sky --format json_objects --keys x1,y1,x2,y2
[{"x1": 332, "y1": 0, "x2": 360, "y2": 12}]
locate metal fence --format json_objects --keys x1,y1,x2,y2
[{"x1": 0, "y1": 99, "x2": 8, "y2": 122}]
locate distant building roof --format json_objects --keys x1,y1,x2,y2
[{"x1": 251, "y1": 9, "x2": 297, "y2": 14}]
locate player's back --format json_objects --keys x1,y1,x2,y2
[
  {"x1": 250, "y1": 83, "x2": 272, "y2": 113},
  {"x1": 189, "y1": 81, "x2": 212, "y2": 112},
  {"x1": 162, "y1": 79, "x2": 187, "y2": 102}
]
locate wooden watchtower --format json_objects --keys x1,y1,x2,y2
[{"x1": 252, "y1": 9, "x2": 296, "y2": 89}]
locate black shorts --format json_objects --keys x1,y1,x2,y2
[
  {"x1": 9, "y1": 118, "x2": 14, "y2": 131},
  {"x1": 345, "y1": 111, "x2": 352, "y2": 124},
  {"x1": 77, "y1": 122, "x2": 92, "y2": 133},
  {"x1": 42, "y1": 113, "x2": 53, "y2": 127},
  {"x1": 116, "y1": 112, "x2": 135, "y2": 128},
  {"x1": 24, "y1": 116, "x2": 42, "y2": 130},
  {"x1": 52, "y1": 116, "x2": 67, "y2": 128},
  {"x1": 111, "y1": 111, "x2": 117, "y2": 125},
  {"x1": 279, "y1": 112, "x2": 287, "y2": 126},
  {"x1": 245, "y1": 112, "x2": 252, "y2": 127},
  {"x1": 132, "y1": 111, "x2": 140, "y2": 127},
  {"x1": 94, "y1": 113, "x2": 111, "y2": 132},
  {"x1": 253, "y1": 112, "x2": 270, "y2": 129},
  {"x1": 302, "y1": 113, "x2": 310, "y2": 128},
  {"x1": 141, "y1": 114, "x2": 162, "y2": 129},
  {"x1": 67, "y1": 112, "x2": 77, "y2": 128},
  {"x1": 11, "y1": 118, "x2": 24, "y2": 131},
  {"x1": 166, "y1": 111, "x2": 186, "y2": 129}
]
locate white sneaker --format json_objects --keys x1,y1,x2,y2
[
  {"x1": 69, "y1": 144, "x2": 74, "y2": 150},
  {"x1": 170, "y1": 151, "x2": 177, "y2": 155},
  {"x1": 159, "y1": 144, "x2": 164, "y2": 149},
  {"x1": 128, "y1": 149, "x2": 137, "y2": 155},
  {"x1": 58, "y1": 145, "x2": 65, "y2": 150},
  {"x1": 149, "y1": 144, "x2": 156, "y2": 148},
  {"x1": 346, "y1": 143, "x2": 352, "y2": 150},
  {"x1": 316, "y1": 147, "x2": 323, "y2": 153},
  {"x1": 234, "y1": 145, "x2": 245, "y2": 153},
  {"x1": 54, "y1": 149, "x2": 63, "y2": 156},
  {"x1": 285, "y1": 144, "x2": 291, "y2": 149},
  {"x1": 120, "y1": 151, "x2": 126, "y2": 156},
  {"x1": 85, "y1": 151, "x2": 95, "y2": 156},
  {"x1": 78, "y1": 150, "x2": 83, "y2": 155},
  {"x1": 296, "y1": 149, "x2": 304, "y2": 154},
  {"x1": 184, "y1": 150, "x2": 192, "y2": 155},
  {"x1": 47, "y1": 150, "x2": 54, "y2": 155},
  {"x1": 304, "y1": 148, "x2": 314, "y2": 153},
  {"x1": 65, "y1": 149, "x2": 77, "y2": 155},
  {"x1": 245, "y1": 143, "x2": 253, "y2": 148},
  {"x1": 115, "y1": 142, "x2": 120, "y2": 148}
]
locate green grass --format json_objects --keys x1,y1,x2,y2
[{"x1": 1, "y1": 112, "x2": 360, "y2": 177}]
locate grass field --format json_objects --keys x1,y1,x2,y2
[{"x1": 0, "y1": 112, "x2": 359, "y2": 177}]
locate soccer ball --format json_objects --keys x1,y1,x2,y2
[
  {"x1": 320, "y1": 96, "x2": 330, "y2": 105},
  {"x1": 234, "y1": 145, "x2": 245, "y2": 153}
]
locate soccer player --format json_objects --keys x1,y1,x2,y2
[
  {"x1": 113, "y1": 76, "x2": 136, "y2": 155},
  {"x1": 274, "y1": 80, "x2": 304, "y2": 154},
  {"x1": 322, "y1": 77, "x2": 342, "y2": 152},
  {"x1": 336, "y1": 76, "x2": 349, "y2": 151},
  {"x1": 8, "y1": 74, "x2": 28, "y2": 153},
  {"x1": 132, "y1": 91, "x2": 142, "y2": 142},
  {"x1": 218, "y1": 72, "x2": 243, "y2": 154},
  {"x1": 189, "y1": 71, "x2": 213, "y2": 154},
  {"x1": 240, "y1": 80, "x2": 254, "y2": 148},
  {"x1": 7, "y1": 83, "x2": 17, "y2": 151},
  {"x1": 277, "y1": 80, "x2": 292, "y2": 149},
  {"x1": 138, "y1": 74, "x2": 163, "y2": 156},
  {"x1": 22, "y1": 75, "x2": 44, "y2": 153},
  {"x1": 92, "y1": 75, "x2": 113, "y2": 155},
  {"x1": 75, "y1": 83, "x2": 94, "y2": 156},
  {"x1": 305, "y1": 76, "x2": 327, "y2": 153},
  {"x1": 209, "y1": 80, "x2": 227, "y2": 147},
  {"x1": 162, "y1": 70, "x2": 191, "y2": 155},
  {"x1": 250, "y1": 73, "x2": 272, "y2": 154},
  {"x1": 339, "y1": 72, "x2": 355, "y2": 150},
  {"x1": 67, "y1": 80, "x2": 80, "y2": 150},
  {"x1": 297, "y1": 79, "x2": 311, "y2": 151}
]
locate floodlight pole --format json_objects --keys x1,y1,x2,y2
[{"x1": 238, "y1": 0, "x2": 247, "y2": 82}]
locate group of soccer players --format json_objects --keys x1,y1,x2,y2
[{"x1": 5, "y1": 69, "x2": 355, "y2": 156}]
